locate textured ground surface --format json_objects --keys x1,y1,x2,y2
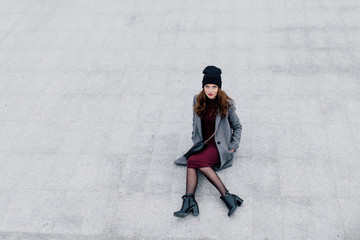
[{"x1": 0, "y1": 0, "x2": 360, "y2": 239}]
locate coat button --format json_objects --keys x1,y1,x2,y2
[{"x1": 217, "y1": 141, "x2": 220, "y2": 144}]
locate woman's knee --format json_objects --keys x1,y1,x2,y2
[{"x1": 199, "y1": 167, "x2": 211, "y2": 173}]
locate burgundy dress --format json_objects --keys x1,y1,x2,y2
[{"x1": 187, "y1": 99, "x2": 220, "y2": 168}]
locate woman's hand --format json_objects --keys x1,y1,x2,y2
[{"x1": 229, "y1": 149, "x2": 235, "y2": 153}]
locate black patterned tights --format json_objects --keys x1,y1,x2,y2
[{"x1": 186, "y1": 167, "x2": 227, "y2": 197}]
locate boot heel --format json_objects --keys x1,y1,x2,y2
[
  {"x1": 191, "y1": 205, "x2": 199, "y2": 216},
  {"x1": 236, "y1": 196, "x2": 243, "y2": 206}
]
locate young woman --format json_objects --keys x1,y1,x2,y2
[{"x1": 174, "y1": 65, "x2": 243, "y2": 217}]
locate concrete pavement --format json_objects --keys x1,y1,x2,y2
[{"x1": 0, "y1": 0, "x2": 360, "y2": 239}]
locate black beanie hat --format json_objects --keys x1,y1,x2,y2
[{"x1": 202, "y1": 65, "x2": 222, "y2": 88}]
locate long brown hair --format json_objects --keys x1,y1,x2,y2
[{"x1": 194, "y1": 89, "x2": 233, "y2": 118}]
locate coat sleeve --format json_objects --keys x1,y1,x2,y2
[
  {"x1": 228, "y1": 102, "x2": 242, "y2": 151},
  {"x1": 191, "y1": 95, "x2": 197, "y2": 143}
]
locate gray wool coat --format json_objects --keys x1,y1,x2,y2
[{"x1": 174, "y1": 94, "x2": 242, "y2": 171}]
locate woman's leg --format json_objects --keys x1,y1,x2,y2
[
  {"x1": 198, "y1": 167, "x2": 227, "y2": 196},
  {"x1": 174, "y1": 168, "x2": 199, "y2": 217},
  {"x1": 186, "y1": 168, "x2": 198, "y2": 194}
]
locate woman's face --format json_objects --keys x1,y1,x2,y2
[{"x1": 203, "y1": 84, "x2": 219, "y2": 99}]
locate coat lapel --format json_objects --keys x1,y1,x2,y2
[
  {"x1": 215, "y1": 113, "x2": 221, "y2": 131},
  {"x1": 194, "y1": 114, "x2": 202, "y2": 139}
]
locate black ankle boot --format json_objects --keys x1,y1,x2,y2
[
  {"x1": 220, "y1": 190, "x2": 243, "y2": 217},
  {"x1": 173, "y1": 193, "x2": 199, "y2": 217}
]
